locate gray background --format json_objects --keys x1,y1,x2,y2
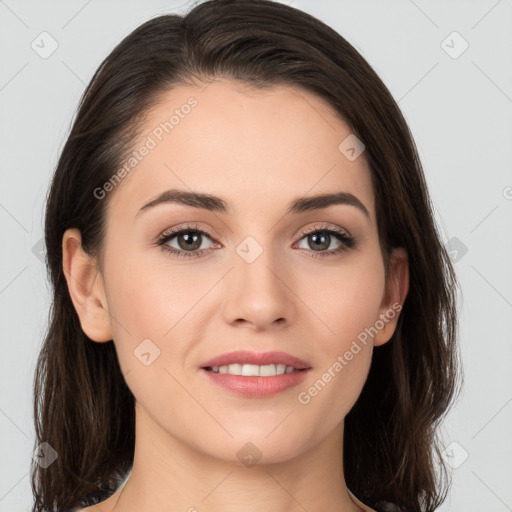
[{"x1": 1, "y1": 0, "x2": 511, "y2": 510}]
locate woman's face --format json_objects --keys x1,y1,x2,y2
[{"x1": 67, "y1": 78, "x2": 407, "y2": 465}]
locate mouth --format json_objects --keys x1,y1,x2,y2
[
  {"x1": 203, "y1": 363, "x2": 308, "y2": 376},
  {"x1": 199, "y1": 350, "x2": 312, "y2": 398}
]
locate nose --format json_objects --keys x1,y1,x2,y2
[{"x1": 221, "y1": 238, "x2": 296, "y2": 331}]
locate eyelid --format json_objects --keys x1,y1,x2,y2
[
  {"x1": 295, "y1": 223, "x2": 352, "y2": 239},
  {"x1": 157, "y1": 222, "x2": 218, "y2": 242}
]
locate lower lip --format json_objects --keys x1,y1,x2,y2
[{"x1": 200, "y1": 368, "x2": 311, "y2": 398}]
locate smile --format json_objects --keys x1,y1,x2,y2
[{"x1": 205, "y1": 363, "x2": 300, "y2": 376}]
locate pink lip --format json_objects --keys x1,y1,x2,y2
[
  {"x1": 200, "y1": 350, "x2": 311, "y2": 370},
  {"x1": 199, "y1": 350, "x2": 312, "y2": 398},
  {"x1": 200, "y1": 368, "x2": 311, "y2": 398}
]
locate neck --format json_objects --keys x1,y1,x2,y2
[{"x1": 109, "y1": 402, "x2": 363, "y2": 512}]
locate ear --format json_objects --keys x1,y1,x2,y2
[
  {"x1": 62, "y1": 228, "x2": 113, "y2": 343},
  {"x1": 373, "y1": 247, "x2": 409, "y2": 347}
]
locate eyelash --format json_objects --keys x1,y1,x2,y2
[{"x1": 156, "y1": 223, "x2": 357, "y2": 260}]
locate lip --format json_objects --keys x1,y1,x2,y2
[
  {"x1": 200, "y1": 350, "x2": 311, "y2": 370},
  {"x1": 199, "y1": 350, "x2": 312, "y2": 398},
  {"x1": 200, "y1": 368, "x2": 311, "y2": 398}
]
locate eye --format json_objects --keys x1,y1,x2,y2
[
  {"x1": 294, "y1": 224, "x2": 356, "y2": 259},
  {"x1": 157, "y1": 224, "x2": 219, "y2": 259},
  {"x1": 156, "y1": 223, "x2": 356, "y2": 259}
]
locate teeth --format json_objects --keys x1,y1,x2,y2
[{"x1": 209, "y1": 363, "x2": 297, "y2": 376}]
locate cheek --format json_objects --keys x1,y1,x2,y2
[
  {"x1": 293, "y1": 251, "x2": 384, "y2": 413},
  {"x1": 102, "y1": 254, "x2": 205, "y2": 423},
  {"x1": 104, "y1": 242, "x2": 192, "y2": 332},
  {"x1": 296, "y1": 251, "x2": 386, "y2": 349},
  {"x1": 103, "y1": 247, "x2": 214, "y2": 372},
  {"x1": 295, "y1": 341, "x2": 373, "y2": 447}
]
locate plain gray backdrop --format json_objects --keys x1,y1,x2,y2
[{"x1": 1, "y1": 0, "x2": 511, "y2": 510}]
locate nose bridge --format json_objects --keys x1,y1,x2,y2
[
  {"x1": 235, "y1": 232, "x2": 285, "y2": 293},
  {"x1": 222, "y1": 231, "x2": 294, "y2": 328}
]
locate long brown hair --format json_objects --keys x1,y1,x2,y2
[{"x1": 31, "y1": 1, "x2": 462, "y2": 510}]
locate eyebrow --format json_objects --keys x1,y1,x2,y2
[{"x1": 137, "y1": 188, "x2": 370, "y2": 219}]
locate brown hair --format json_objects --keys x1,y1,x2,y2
[{"x1": 31, "y1": 1, "x2": 462, "y2": 510}]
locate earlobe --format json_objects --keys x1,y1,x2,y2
[
  {"x1": 62, "y1": 228, "x2": 113, "y2": 343},
  {"x1": 373, "y1": 247, "x2": 409, "y2": 347}
]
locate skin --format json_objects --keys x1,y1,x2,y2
[{"x1": 63, "y1": 79, "x2": 409, "y2": 512}]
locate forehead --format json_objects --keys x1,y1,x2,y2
[{"x1": 106, "y1": 78, "x2": 375, "y2": 222}]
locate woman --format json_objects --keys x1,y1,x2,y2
[{"x1": 31, "y1": 1, "x2": 461, "y2": 511}]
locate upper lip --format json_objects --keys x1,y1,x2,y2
[{"x1": 200, "y1": 350, "x2": 311, "y2": 370}]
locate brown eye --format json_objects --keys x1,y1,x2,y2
[
  {"x1": 305, "y1": 231, "x2": 333, "y2": 251},
  {"x1": 174, "y1": 231, "x2": 204, "y2": 251},
  {"x1": 157, "y1": 226, "x2": 217, "y2": 259},
  {"x1": 295, "y1": 226, "x2": 356, "y2": 258}
]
